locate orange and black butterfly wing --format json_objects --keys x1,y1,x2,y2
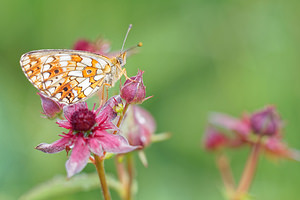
[{"x1": 20, "y1": 49, "x2": 113, "y2": 104}]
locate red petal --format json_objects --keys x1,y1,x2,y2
[
  {"x1": 94, "y1": 130, "x2": 139, "y2": 154},
  {"x1": 56, "y1": 120, "x2": 72, "y2": 129},
  {"x1": 88, "y1": 137, "x2": 104, "y2": 157},
  {"x1": 35, "y1": 137, "x2": 72, "y2": 154},
  {"x1": 65, "y1": 136, "x2": 90, "y2": 178}
]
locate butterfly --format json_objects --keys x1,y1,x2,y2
[{"x1": 20, "y1": 25, "x2": 139, "y2": 105}]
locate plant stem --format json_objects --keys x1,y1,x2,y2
[
  {"x1": 94, "y1": 154, "x2": 111, "y2": 200},
  {"x1": 216, "y1": 153, "x2": 235, "y2": 194},
  {"x1": 115, "y1": 155, "x2": 129, "y2": 199},
  {"x1": 113, "y1": 103, "x2": 129, "y2": 134},
  {"x1": 234, "y1": 136, "x2": 262, "y2": 199},
  {"x1": 115, "y1": 155, "x2": 128, "y2": 186},
  {"x1": 113, "y1": 102, "x2": 131, "y2": 199},
  {"x1": 126, "y1": 153, "x2": 134, "y2": 200}
]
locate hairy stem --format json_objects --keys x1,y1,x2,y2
[
  {"x1": 115, "y1": 156, "x2": 128, "y2": 186},
  {"x1": 126, "y1": 153, "x2": 134, "y2": 200},
  {"x1": 94, "y1": 154, "x2": 111, "y2": 200},
  {"x1": 234, "y1": 136, "x2": 262, "y2": 199},
  {"x1": 115, "y1": 155, "x2": 129, "y2": 199},
  {"x1": 216, "y1": 153, "x2": 235, "y2": 194}
]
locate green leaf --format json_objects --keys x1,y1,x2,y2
[{"x1": 19, "y1": 173, "x2": 121, "y2": 200}]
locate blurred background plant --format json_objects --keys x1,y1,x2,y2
[
  {"x1": 1, "y1": 0, "x2": 300, "y2": 199},
  {"x1": 203, "y1": 106, "x2": 300, "y2": 199}
]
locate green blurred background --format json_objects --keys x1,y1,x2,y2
[{"x1": 1, "y1": 0, "x2": 300, "y2": 199}]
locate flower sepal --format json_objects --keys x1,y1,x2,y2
[
  {"x1": 88, "y1": 152, "x2": 116, "y2": 164},
  {"x1": 38, "y1": 92, "x2": 63, "y2": 119},
  {"x1": 102, "y1": 152, "x2": 115, "y2": 160},
  {"x1": 137, "y1": 150, "x2": 148, "y2": 167},
  {"x1": 151, "y1": 132, "x2": 172, "y2": 143}
]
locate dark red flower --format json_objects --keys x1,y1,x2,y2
[{"x1": 36, "y1": 101, "x2": 138, "y2": 177}]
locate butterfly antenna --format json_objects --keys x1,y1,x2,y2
[
  {"x1": 121, "y1": 24, "x2": 132, "y2": 53},
  {"x1": 124, "y1": 42, "x2": 143, "y2": 53}
]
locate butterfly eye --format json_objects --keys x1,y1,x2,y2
[
  {"x1": 87, "y1": 69, "x2": 92, "y2": 74},
  {"x1": 117, "y1": 57, "x2": 124, "y2": 65}
]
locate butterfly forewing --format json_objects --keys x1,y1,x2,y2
[{"x1": 20, "y1": 49, "x2": 114, "y2": 104}]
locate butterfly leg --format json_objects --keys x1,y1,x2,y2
[
  {"x1": 120, "y1": 68, "x2": 136, "y2": 82},
  {"x1": 115, "y1": 63, "x2": 136, "y2": 82},
  {"x1": 99, "y1": 83, "x2": 112, "y2": 106},
  {"x1": 98, "y1": 83, "x2": 109, "y2": 106}
]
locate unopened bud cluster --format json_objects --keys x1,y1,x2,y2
[{"x1": 202, "y1": 106, "x2": 298, "y2": 160}]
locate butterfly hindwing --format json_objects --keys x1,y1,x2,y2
[{"x1": 20, "y1": 49, "x2": 113, "y2": 104}]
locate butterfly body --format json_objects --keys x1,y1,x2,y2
[{"x1": 20, "y1": 49, "x2": 127, "y2": 104}]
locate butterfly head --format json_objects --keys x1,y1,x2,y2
[{"x1": 117, "y1": 51, "x2": 127, "y2": 67}]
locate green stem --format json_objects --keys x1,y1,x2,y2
[
  {"x1": 94, "y1": 154, "x2": 111, "y2": 200},
  {"x1": 234, "y1": 136, "x2": 262, "y2": 199},
  {"x1": 113, "y1": 103, "x2": 129, "y2": 134}
]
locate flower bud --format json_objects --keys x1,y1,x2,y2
[
  {"x1": 38, "y1": 93, "x2": 63, "y2": 119},
  {"x1": 120, "y1": 70, "x2": 146, "y2": 104},
  {"x1": 121, "y1": 105, "x2": 156, "y2": 149},
  {"x1": 250, "y1": 106, "x2": 281, "y2": 136}
]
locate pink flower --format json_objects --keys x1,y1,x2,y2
[
  {"x1": 36, "y1": 101, "x2": 138, "y2": 177},
  {"x1": 73, "y1": 38, "x2": 112, "y2": 56},
  {"x1": 250, "y1": 106, "x2": 282, "y2": 136},
  {"x1": 209, "y1": 112, "x2": 251, "y2": 137},
  {"x1": 38, "y1": 92, "x2": 63, "y2": 119},
  {"x1": 121, "y1": 105, "x2": 156, "y2": 149},
  {"x1": 205, "y1": 113, "x2": 252, "y2": 150},
  {"x1": 73, "y1": 38, "x2": 141, "y2": 58},
  {"x1": 203, "y1": 126, "x2": 229, "y2": 151},
  {"x1": 120, "y1": 70, "x2": 147, "y2": 104}
]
